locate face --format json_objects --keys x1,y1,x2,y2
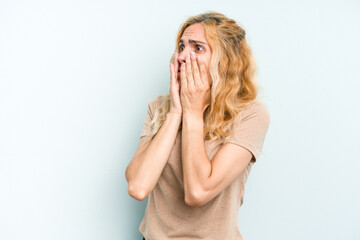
[{"x1": 177, "y1": 23, "x2": 212, "y2": 86}]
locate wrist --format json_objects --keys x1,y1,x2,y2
[
  {"x1": 183, "y1": 110, "x2": 203, "y2": 120},
  {"x1": 167, "y1": 111, "x2": 183, "y2": 119},
  {"x1": 182, "y1": 112, "x2": 204, "y2": 132}
]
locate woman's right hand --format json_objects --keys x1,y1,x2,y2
[{"x1": 169, "y1": 52, "x2": 182, "y2": 116}]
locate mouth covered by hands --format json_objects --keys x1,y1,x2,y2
[
  {"x1": 169, "y1": 51, "x2": 211, "y2": 116},
  {"x1": 179, "y1": 51, "x2": 211, "y2": 116}
]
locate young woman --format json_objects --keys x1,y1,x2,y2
[{"x1": 125, "y1": 11, "x2": 271, "y2": 240}]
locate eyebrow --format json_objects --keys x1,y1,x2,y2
[{"x1": 179, "y1": 39, "x2": 208, "y2": 46}]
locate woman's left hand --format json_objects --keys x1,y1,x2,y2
[{"x1": 180, "y1": 51, "x2": 211, "y2": 116}]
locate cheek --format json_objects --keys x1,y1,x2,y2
[
  {"x1": 206, "y1": 61, "x2": 211, "y2": 71},
  {"x1": 205, "y1": 60, "x2": 211, "y2": 75},
  {"x1": 205, "y1": 56, "x2": 211, "y2": 71}
]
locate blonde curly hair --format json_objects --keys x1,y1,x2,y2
[{"x1": 142, "y1": 11, "x2": 262, "y2": 143}]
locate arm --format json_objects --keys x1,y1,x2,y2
[
  {"x1": 182, "y1": 112, "x2": 253, "y2": 207},
  {"x1": 180, "y1": 51, "x2": 270, "y2": 207},
  {"x1": 126, "y1": 51, "x2": 183, "y2": 201},
  {"x1": 179, "y1": 52, "x2": 254, "y2": 207},
  {"x1": 125, "y1": 112, "x2": 182, "y2": 201}
]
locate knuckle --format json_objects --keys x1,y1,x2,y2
[{"x1": 201, "y1": 84, "x2": 208, "y2": 91}]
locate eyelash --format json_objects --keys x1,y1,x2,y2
[{"x1": 179, "y1": 44, "x2": 204, "y2": 52}]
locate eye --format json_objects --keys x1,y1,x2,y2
[
  {"x1": 178, "y1": 44, "x2": 204, "y2": 52},
  {"x1": 196, "y1": 45, "x2": 204, "y2": 51}
]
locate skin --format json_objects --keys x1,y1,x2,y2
[
  {"x1": 169, "y1": 23, "x2": 212, "y2": 115},
  {"x1": 126, "y1": 23, "x2": 254, "y2": 207}
]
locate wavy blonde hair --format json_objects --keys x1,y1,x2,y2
[{"x1": 143, "y1": 11, "x2": 262, "y2": 143}]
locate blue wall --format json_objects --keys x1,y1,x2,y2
[{"x1": 0, "y1": 0, "x2": 359, "y2": 239}]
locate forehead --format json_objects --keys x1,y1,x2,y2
[{"x1": 181, "y1": 23, "x2": 207, "y2": 42}]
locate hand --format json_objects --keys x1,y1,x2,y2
[
  {"x1": 169, "y1": 52, "x2": 182, "y2": 115},
  {"x1": 180, "y1": 51, "x2": 211, "y2": 116}
]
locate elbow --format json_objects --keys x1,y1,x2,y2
[
  {"x1": 184, "y1": 189, "x2": 209, "y2": 207},
  {"x1": 125, "y1": 166, "x2": 148, "y2": 201},
  {"x1": 128, "y1": 182, "x2": 150, "y2": 201}
]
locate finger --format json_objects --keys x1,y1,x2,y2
[
  {"x1": 174, "y1": 52, "x2": 179, "y2": 80},
  {"x1": 180, "y1": 62, "x2": 187, "y2": 91},
  {"x1": 170, "y1": 63, "x2": 176, "y2": 88},
  {"x1": 185, "y1": 53, "x2": 195, "y2": 90},
  {"x1": 190, "y1": 51, "x2": 203, "y2": 86},
  {"x1": 198, "y1": 56, "x2": 210, "y2": 87}
]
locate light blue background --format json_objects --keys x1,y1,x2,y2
[{"x1": 1, "y1": 0, "x2": 359, "y2": 239}]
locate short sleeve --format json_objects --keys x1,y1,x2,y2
[
  {"x1": 224, "y1": 102, "x2": 271, "y2": 163},
  {"x1": 139, "y1": 97, "x2": 157, "y2": 139}
]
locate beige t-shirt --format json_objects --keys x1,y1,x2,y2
[{"x1": 138, "y1": 95, "x2": 271, "y2": 240}]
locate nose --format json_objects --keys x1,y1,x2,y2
[{"x1": 177, "y1": 49, "x2": 190, "y2": 65}]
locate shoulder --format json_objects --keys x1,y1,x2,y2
[
  {"x1": 238, "y1": 100, "x2": 271, "y2": 126},
  {"x1": 243, "y1": 101, "x2": 270, "y2": 117},
  {"x1": 146, "y1": 94, "x2": 168, "y2": 115},
  {"x1": 150, "y1": 94, "x2": 168, "y2": 108},
  {"x1": 148, "y1": 94, "x2": 163, "y2": 108}
]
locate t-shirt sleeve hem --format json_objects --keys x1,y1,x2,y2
[{"x1": 225, "y1": 140, "x2": 259, "y2": 162}]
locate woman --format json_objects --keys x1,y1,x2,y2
[{"x1": 125, "y1": 11, "x2": 271, "y2": 240}]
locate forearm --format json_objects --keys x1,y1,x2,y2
[
  {"x1": 181, "y1": 112, "x2": 212, "y2": 203},
  {"x1": 127, "y1": 112, "x2": 182, "y2": 200}
]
